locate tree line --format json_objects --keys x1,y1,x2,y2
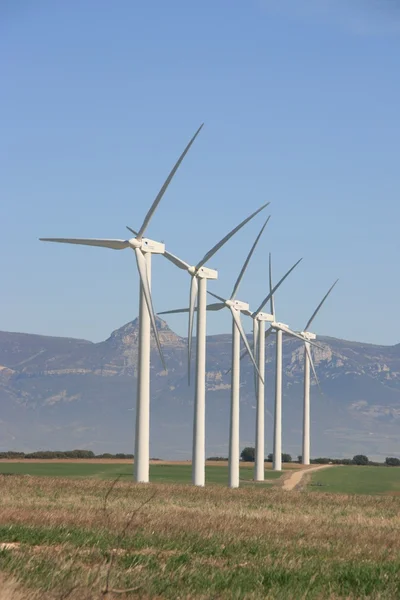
[
  {"x1": 0, "y1": 450, "x2": 134, "y2": 459},
  {"x1": 1, "y1": 448, "x2": 399, "y2": 466},
  {"x1": 238, "y1": 447, "x2": 400, "y2": 466}
]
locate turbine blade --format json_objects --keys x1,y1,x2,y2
[
  {"x1": 39, "y1": 238, "x2": 129, "y2": 250},
  {"x1": 278, "y1": 324, "x2": 309, "y2": 343},
  {"x1": 239, "y1": 347, "x2": 247, "y2": 362},
  {"x1": 306, "y1": 344, "x2": 323, "y2": 396},
  {"x1": 188, "y1": 276, "x2": 198, "y2": 386},
  {"x1": 253, "y1": 258, "x2": 303, "y2": 316},
  {"x1": 265, "y1": 326, "x2": 274, "y2": 339},
  {"x1": 227, "y1": 344, "x2": 246, "y2": 375},
  {"x1": 134, "y1": 248, "x2": 166, "y2": 371},
  {"x1": 269, "y1": 253, "x2": 275, "y2": 318},
  {"x1": 164, "y1": 250, "x2": 191, "y2": 270},
  {"x1": 208, "y1": 291, "x2": 226, "y2": 303},
  {"x1": 158, "y1": 301, "x2": 224, "y2": 316},
  {"x1": 304, "y1": 279, "x2": 339, "y2": 332},
  {"x1": 137, "y1": 124, "x2": 204, "y2": 239},
  {"x1": 195, "y1": 202, "x2": 270, "y2": 270},
  {"x1": 239, "y1": 325, "x2": 274, "y2": 364},
  {"x1": 158, "y1": 307, "x2": 191, "y2": 315},
  {"x1": 253, "y1": 321, "x2": 259, "y2": 362},
  {"x1": 279, "y1": 325, "x2": 323, "y2": 351},
  {"x1": 206, "y1": 302, "x2": 225, "y2": 311},
  {"x1": 126, "y1": 226, "x2": 138, "y2": 236},
  {"x1": 230, "y1": 216, "x2": 271, "y2": 300},
  {"x1": 232, "y1": 334, "x2": 260, "y2": 373},
  {"x1": 230, "y1": 307, "x2": 264, "y2": 384}
]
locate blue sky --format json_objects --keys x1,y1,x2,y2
[{"x1": 1, "y1": 0, "x2": 400, "y2": 345}]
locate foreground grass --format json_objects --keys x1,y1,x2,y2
[
  {"x1": 0, "y1": 475, "x2": 400, "y2": 598},
  {"x1": 0, "y1": 462, "x2": 283, "y2": 485},
  {"x1": 309, "y1": 466, "x2": 400, "y2": 495}
]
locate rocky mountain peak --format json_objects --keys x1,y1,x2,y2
[{"x1": 107, "y1": 316, "x2": 186, "y2": 349}]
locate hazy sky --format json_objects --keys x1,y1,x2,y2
[{"x1": 1, "y1": 0, "x2": 400, "y2": 345}]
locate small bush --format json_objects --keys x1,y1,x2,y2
[
  {"x1": 385, "y1": 457, "x2": 400, "y2": 467},
  {"x1": 241, "y1": 447, "x2": 255, "y2": 462}
]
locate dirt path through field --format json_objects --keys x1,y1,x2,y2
[{"x1": 282, "y1": 464, "x2": 335, "y2": 491}]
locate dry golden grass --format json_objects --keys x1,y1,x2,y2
[
  {"x1": 0, "y1": 573, "x2": 36, "y2": 600},
  {"x1": 1, "y1": 474, "x2": 400, "y2": 598},
  {"x1": 1, "y1": 476, "x2": 400, "y2": 557}
]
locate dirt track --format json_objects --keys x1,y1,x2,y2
[{"x1": 282, "y1": 464, "x2": 335, "y2": 491}]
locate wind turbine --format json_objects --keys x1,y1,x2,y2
[
  {"x1": 39, "y1": 124, "x2": 203, "y2": 484},
  {"x1": 241, "y1": 256, "x2": 303, "y2": 481},
  {"x1": 265, "y1": 254, "x2": 321, "y2": 472},
  {"x1": 297, "y1": 280, "x2": 338, "y2": 465},
  {"x1": 203, "y1": 218, "x2": 272, "y2": 489},
  {"x1": 158, "y1": 202, "x2": 269, "y2": 486}
]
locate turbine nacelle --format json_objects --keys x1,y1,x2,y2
[
  {"x1": 300, "y1": 331, "x2": 317, "y2": 341},
  {"x1": 196, "y1": 266, "x2": 218, "y2": 280},
  {"x1": 273, "y1": 321, "x2": 288, "y2": 330},
  {"x1": 255, "y1": 311, "x2": 274, "y2": 322},
  {"x1": 128, "y1": 237, "x2": 165, "y2": 254},
  {"x1": 225, "y1": 299, "x2": 250, "y2": 313}
]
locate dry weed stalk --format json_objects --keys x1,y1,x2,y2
[
  {"x1": 101, "y1": 475, "x2": 156, "y2": 596},
  {"x1": 0, "y1": 475, "x2": 157, "y2": 599}
]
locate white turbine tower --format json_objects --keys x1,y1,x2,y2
[
  {"x1": 158, "y1": 202, "x2": 269, "y2": 487},
  {"x1": 39, "y1": 124, "x2": 204, "y2": 483},
  {"x1": 298, "y1": 279, "x2": 338, "y2": 465},
  {"x1": 265, "y1": 254, "x2": 321, "y2": 472},
  {"x1": 242, "y1": 256, "x2": 303, "y2": 481}
]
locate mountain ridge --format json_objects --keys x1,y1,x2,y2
[{"x1": 0, "y1": 318, "x2": 399, "y2": 461}]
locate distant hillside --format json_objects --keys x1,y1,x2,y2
[{"x1": 0, "y1": 318, "x2": 399, "y2": 461}]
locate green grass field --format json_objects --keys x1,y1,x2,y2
[
  {"x1": 309, "y1": 465, "x2": 400, "y2": 495},
  {"x1": 0, "y1": 462, "x2": 283, "y2": 485}
]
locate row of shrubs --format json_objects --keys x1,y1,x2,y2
[
  {"x1": 210, "y1": 453, "x2": 297, "y2": 463},
  {"x1": 238, "y1": 447, "x2": 400, "y2": 466},
  {"x1": 311, "y1": 455, "x2": 400, "y2": 466},
  {"x1": 0, "y1": 450, "x2": 134, "y2": 459}
]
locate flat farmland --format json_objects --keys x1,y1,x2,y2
[
  {"x1": 309, "y1": 465, "x2": 400, "y2": 495},
  {"x1": 0, "y1": 460, "x2": 288, "y2": 485},
  {"x1": 0, "y1": 475, "x2": 399, "y2": 599}
]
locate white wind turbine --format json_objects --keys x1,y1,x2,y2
[
  {"x1": 210, "y1": 228, "x2": 307, "y2": 487},
  {"x1": 203, "y1": 219, "x2": 273, "y2": 489},
  {"x1": 240, "y1": 256, "x2": 303, "y2": 481},
  {"x1": 40, "y1": 124, "x2": 203, "y2": 484},
  {"x1": 158, "y1": 202, "x2": 269, "y2": 487},
  {"x1": 265, "y1": 254, "x2": 322, "y2": 472},
  {"x1": 297, "y1": 279, "x2": 338, "y2": 465}
]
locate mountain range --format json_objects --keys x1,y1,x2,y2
[{"x1": 1, "y1": 317, "x2": 399, "y2": 461}]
